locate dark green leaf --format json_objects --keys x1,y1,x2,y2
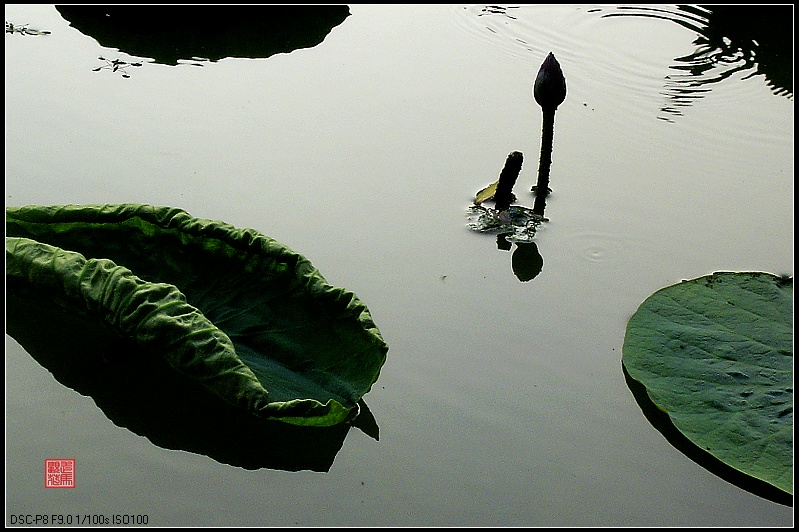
[
  {"x1": 6, "y1": 204, "x2": 388, "y2": 426},
  {"x1": 623, "y1": 271, "x2": 792, "y2": 494}
]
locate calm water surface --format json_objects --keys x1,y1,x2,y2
[{"x1": 5, "y1": 4, "x2": 793, "y2": 526}]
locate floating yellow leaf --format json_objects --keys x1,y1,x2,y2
[{"x1": 474, "y1": 181, "x2": 499, "y2": 205}]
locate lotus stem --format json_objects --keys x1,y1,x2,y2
[
  {"x1": 532, "y1": 180, "x2": 548, "y2": 216},
  {"x1": 533, "y1": 107, "x2": 555, "y2": 198},
  {"x1": 494, "y1": 151, "x2": 524, "y2": 211}
]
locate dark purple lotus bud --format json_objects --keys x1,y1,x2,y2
[{"x1": 533, "y1": 52, "x2": 567, "y2": 110}]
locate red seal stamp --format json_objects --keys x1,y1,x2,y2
[{"x1": 44, "y1": 458, "x2": 76, "y2": 488}]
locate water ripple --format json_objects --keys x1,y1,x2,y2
[{"x1": 451, "y1": 4, "x2": 792, "y2": 123}]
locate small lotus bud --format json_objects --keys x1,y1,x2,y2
[{"x1": 533, "y1": 52, "x2": 567, "y2": 110}]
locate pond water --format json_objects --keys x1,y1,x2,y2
[{"x1": 5, "y1": 4, "x2": 793, "y2": 526}]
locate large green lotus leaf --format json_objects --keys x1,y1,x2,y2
[
  {"x1": 6, "y1": 204, "x2": 388, "y2": 427},
  {"x1": 622, "y1": 271, "x2": 793, "y2": 494}
]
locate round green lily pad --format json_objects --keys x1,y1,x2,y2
[{"x1": 622, "y1": 271, "x2": 793, "y2": 494}]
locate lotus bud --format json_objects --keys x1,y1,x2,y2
[{"x1": 533, "y1": 52, "x2": 567, "y2": 110}]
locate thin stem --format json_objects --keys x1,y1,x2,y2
[
  {"x1": 532, "y1": 187, "x2": 547, "y2": 216},
  {"x1": 533, "y1": 107, "x2": 556, "y2": 197}
]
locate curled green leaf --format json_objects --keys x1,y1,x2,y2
[{"x1": 6, "y1": 204, "x2": 389, "y2": 426}]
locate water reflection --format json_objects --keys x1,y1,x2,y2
[
  {"x1": 5, "y1": 20, "x2": 52, "y2": 35},
  {"x1": 55, "y1": 5, "x2": 350, "y2": 66},
  {"x1": 467, "y1": 206, "x2": 547, "y2": 282},
  {"x1": 7, "y1": 292, "x2": 374, "y2": 472},
  {"x1": 623, "y1": 364, "x2": 792, "y2": 507},
  {"x1": 597, "y1": 4, "x2": 793, "y2": 120},
  {"x1": 496, "y1": 235, "x2": 544, "y2": 282},
  {"x1": 92, "y1": 56, "x2": 143, "y2": 79}
]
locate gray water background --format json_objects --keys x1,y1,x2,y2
[{"x1": 5, "y1": 4, "x2": 793, "y2": 526}]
